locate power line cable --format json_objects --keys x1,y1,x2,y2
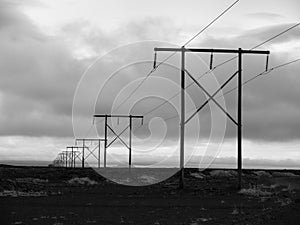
[
  {"x1": 198, "y1": 22, "x2": 300, "y2": 80},
  {"x1": 184, "y1": 0, "x2": 240, "y2": 46},
  {"x1": 161, "y1": 57, "x2": 300, "y2": 122},
  {"x1": 140, "y1": 23, "x2": 300, "y2": 119},
  {"x1": 106, "y1": 0, "x2": 242, "y2": 115},
  {"x1": 251, "y1": 22, "x2": 300, "y2": 49},
  {"x1": 218, "y1": 58, "x2": 300, "y2": 97}
]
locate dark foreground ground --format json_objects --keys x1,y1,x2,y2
[{"x1": 0, "y1": 165, "x2": 300, "y2": 225}]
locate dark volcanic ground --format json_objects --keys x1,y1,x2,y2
[{"x1": 0, "y1": 165, "x2": 299, "y2": 225}]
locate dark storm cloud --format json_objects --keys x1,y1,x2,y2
[
  {"x1": 0, "y1": 0, "x2": 29, "y2": 28},
  {"x1": 0, "y1": 0, "x2": 83, "y2": 136},
  {"x1": 0, "y1": 93, "x2": 72, "y2": 136}
]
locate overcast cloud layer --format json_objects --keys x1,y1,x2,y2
[{"x1": 0, "y1": 0, "x2": 300, "y2": 163}]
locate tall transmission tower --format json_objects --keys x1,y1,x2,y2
[{"x1": 154, "y1": 47, "x2": 270, "y2": 189}]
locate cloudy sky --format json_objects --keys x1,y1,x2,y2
[{"x1": 0, "y1": 0, "x2": 300, "y2": 168}]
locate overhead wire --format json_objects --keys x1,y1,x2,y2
[
  {"x1": 139, "y1": 22, "x2": 300, "y2": 120},
  {"x1": 103, "y1": 0, "x2": 242, "y2": 116},
  {"x1": 158, "y1": 57, "x2": 300, "y2": 123},
  {"x1": 198, "y1": 22, "x2": 300, "y2": 80},
  {"x1": 184, "y1": 0, "x2": 240, "y2": 46},
  {"x1": 89, "y1": 7, "x2": 300, "y2": 139},
  {"x1": 111, "y1": 52, "x2": 177, "y2": 113},
  {"x1": 218, "y1": 58, "x2": 300, "y2": 98}
]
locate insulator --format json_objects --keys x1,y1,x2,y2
[
  {"x1": 210, "y1": 52, "x2": 214, "y2": 70},
  {"x1": 265, "y1": 54, "x2": 269, "y2": 71},
  {"x1": 153, "y1": 52, "x2": 157, "y2": 69}
]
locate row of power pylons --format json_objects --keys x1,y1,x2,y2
[
  {"x1": 52, "y1": 45, "x2": 270, "y2": 189},
  {"x1": 51, "y1": 114, "x2": 143, "y2": 168}
]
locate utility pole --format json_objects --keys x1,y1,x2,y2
[
  {"x1": 93, "y1": 114, "x2": 143, "y2": 168},
  {"x1": 154, "y1": 47, "x2": 270, "y2": 189},
  {"x1": 98, "y1": 139, "x2": 101, "y2": 168},
  {"x1": 238, "y1": 48, "x2": 243, "y2": 189},
  {"x1": 75, "y1": 138, "x2": 105, "y2": 168},
  {"x1": 64, "y1": 151, "x2": 67, "y2": 168},
  {"x1": 82, "y1": 139, "x2": 85, "y2": 168},
  {"x1": 179, "y1": 46, "x2": 185, "y2": 189},
  {"x1": 129, "y1": 115, "x2": 132, "y2": 167},
  {"x1": 66, "y1": 146, "x2": 87, "y2": 168},
  {"x1": 104, "y1": 115, "x2": 107, "y2": 168}
]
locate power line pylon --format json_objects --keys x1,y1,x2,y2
[
  {"x1": 93, "y1": 114, "x2": 143, "y2": 168},
  {"x1": 154, "y1": 47, "x2": 270, "y2": 189},
  {"x1": 75, "y1": 138, "x2": 105, "y2": 168},
  {"x1": 65, "y1": 146, "x2": 87, "y2": 168}
]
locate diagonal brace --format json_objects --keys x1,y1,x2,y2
[
  {"x1": 185, "y1": 69, "x2": 238, "y2": 126},
  {"x1": 107, "y1": 125, "x2": 130, "y2": 148},
  {"x1": 74, "y1": 152, "x2": 82, "y2": 161},
  {"x1": 107, "y1": 124, "x2": 130, "y2": 149},
  {"x1": 185, "y1": 71, "x2": 238, "y2": 124},
  {"x1": 85, "y1": 146, "x2": 98, "y2": 160}
]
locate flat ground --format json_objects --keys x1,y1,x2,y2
[{"x1": 0, "y1": 165, "x2": 299, "y2": 225}]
